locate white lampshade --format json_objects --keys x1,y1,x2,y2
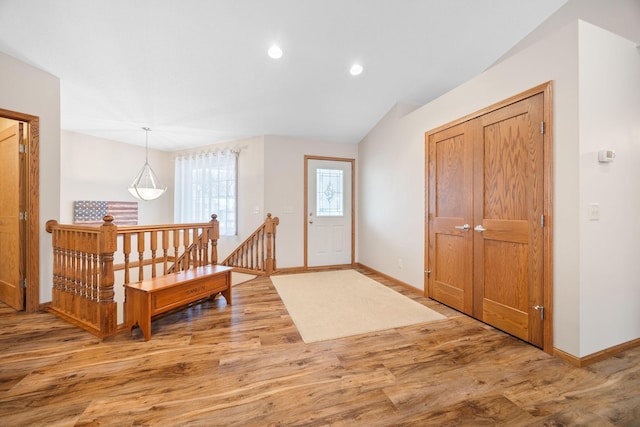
[
  {"x1": 129, "y1": 127, "x2": 167, "y2": 201},
  {"x1": 128, "y1": 162, "x2": 166, "y2": 201}
]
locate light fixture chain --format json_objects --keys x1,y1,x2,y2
[{"x1": 143, "y1": 126, "x2": 150, "y2": 163}]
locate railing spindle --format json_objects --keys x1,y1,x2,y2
[
  {"x1": 190, "y1": 228, "x2": 197, "y2": 267},
  {"x1": 123, "y1": 233, "x2": 131, "y2": 284},
  {"x1": 162, "y1": 230, "x2": 169, "y2": 275},
  {"x1": 183, "y1": 228, "x2": 191, "y2": 270},
  {"x1": 173, "y1": 229, "x2": 180, "y2": 271},
  {"x1": 150, "y1": 231, "x2": 158, "y2": 278},
  {"x1": 210, "y1": 214, "x2": 219, "y2": 265}
]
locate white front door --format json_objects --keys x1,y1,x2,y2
[{"x1": 306, "y1": 158, "x2": 353, "y2": 267}]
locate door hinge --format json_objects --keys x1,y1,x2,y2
[
  {"x1": 533, "y1": 305, "x2": 545, "y2": 320},
  {"x1": 19, "y1": 143, "x2": 26, "y2": 154},
  {"x1": 21, "y1": 278, "x2": 27, "y2": 288},
  {"x1": 19, "y1": 212, "x2": 27, "y2": 221},
  {"x1": 540, "y1": 121, "x2": 545, "y2": 135},
  {"x1": 540, "y1": 215, "x2": 545, "y2": 227},
  {"x1": 425, "y1": 270, "x2": 431, "y2": 278}
]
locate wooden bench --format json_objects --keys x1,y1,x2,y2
[{"x1": 124, "y1": 265, "x2": 233, "y2": 340}]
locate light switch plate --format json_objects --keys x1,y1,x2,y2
[{"x1": 588, "y1": 203, "x2": 600, "y2": 221}]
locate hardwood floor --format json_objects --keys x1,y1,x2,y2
[{"x1": 1, "y1": 269, "x2": 639, "y2": 426}]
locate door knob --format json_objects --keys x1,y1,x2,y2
[
  {"x1": 533, "y1": 305, "x2": 545, "y2": 320},
  {"x1": 454, "y1": 224, "x2": 470, "y2": 230},
  {"x1": 474, "y1": 225, "x2": 487, "y2": 232}
]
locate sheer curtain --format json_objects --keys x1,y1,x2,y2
[{"x1": 174, "y1": 150, "x2": 238, "y2": 236}]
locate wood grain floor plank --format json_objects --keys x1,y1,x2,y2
[
  {"x1": 1, "y1": 269, "x2": 639, "y2": 426},
  {"x1": 394, "y1": 394, "x2": 536, "y2": 426}
]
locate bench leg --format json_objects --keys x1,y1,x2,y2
[
  {"x1": 125, "y1": 287, "x2": 153, "y2": 341},
  {"x1": 222, "y1": 286, "x2": 232, "y2": 305},
  {"x1": 139, "y1": 318, "x2": 152, "y2": 341}
]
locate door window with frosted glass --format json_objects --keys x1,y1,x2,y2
[{"x1": 316, "y1": 168, "x2": 343, "y2": 216}]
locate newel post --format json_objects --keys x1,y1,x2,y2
[
  {"x1": 209, "y1": 214, "x2": 219, "y2": 265},
  {"x1": 99, "y1": 215, "x2": 117, "y2": 335},
  {"x1": 265, "y1": 213, "x2": 279, "y2": 275}
]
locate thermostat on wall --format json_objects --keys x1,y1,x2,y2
[{"x1": 598, "y1": 150, "x2": 616, "y2": 163}]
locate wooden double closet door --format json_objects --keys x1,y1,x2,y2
[{"x1": 426, "y1": 84, "x2": 552, "y2": 350}]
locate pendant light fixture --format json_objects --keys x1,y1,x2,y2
[{"x1": 128, "y1": 127, "x2": 167, "y2": 201}]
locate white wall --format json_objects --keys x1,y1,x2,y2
[
  {"x1": 60, "y1": 130, "x2": 173, "y2": 225},
  {"x1": 0, "y1": 51, "x2": 61, "y2": 304},
  {"x1": 358, "y1": 102, "x2": 427, "y2": 287},
  {"x1": 360, "y1": 20, "x2": 580, "y2": 291},
  {"x1": 61, "y1": 131, "x2": 175, "y2": 323},
  {"x1": 498, "y1": 0, "x2": 640, "y2": 64},
  {"x1": 264, "y1": 135, "x2": 358, "y2": 268},
  {"x1": 578, "y1": 22, "x2": 640, "y2": 356},
  {"x1": 60, "y1": 131, "x2": 359, "y2": 269},
  {"x1": 359, "y1": 22, "x2": 582, "y2": 354},
  {"x1": 61, "y1": 122, "x2": 359, "y2": 274},
  {"x1": 359, "y1": 18, "x2": 640, "y2": 358},
  {"x1": 61, "y1": 133, "x2": 266, "y2": 322}
]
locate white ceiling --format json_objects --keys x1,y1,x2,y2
[{"x1": 0, "y1": 0, "x2": 569, "y2": 151}]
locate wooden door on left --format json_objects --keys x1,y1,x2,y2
[
  {"x1": 427, "y1": 121, "x2": 474, "y2": 315},
  {"x1": 0, "y1": 123, "x2": 25, "y2": 310}
]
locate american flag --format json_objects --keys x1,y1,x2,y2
[{"x1": 74, "y1": 201, "x2": 138, "y2": 226}]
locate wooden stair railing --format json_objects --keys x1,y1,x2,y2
[
  {"x1": 166, "y1": 215, "x2": 219, "y2": 274},
  {"x1": 115, "y1": 214, "x2": 220, "y2": 281},
  {"x1": 46, "y1": 216, "x2": 118, "y2": 338},
  {"x1": 220, "y1": 213, "x2": 279, "y2": 275},
  {"x1": 46, "y1": 213, "x2": 279, "y2": 338},
  {"x1": 45, "y1": 215, "x2": 220, "y2": 338}
]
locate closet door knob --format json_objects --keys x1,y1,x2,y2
[
  {"x1": 474, "y1": 225, "x2": 487, "y2": 232},
  {"x1": 454, "y1": 224, "x2": 470, "y2": 230}
]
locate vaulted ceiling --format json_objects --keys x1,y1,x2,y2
[{"x1": 0, "y1": 0, "x2": 571, "y2": 151}]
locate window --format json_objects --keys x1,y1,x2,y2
[
  {"x1": 174, "y1": 150, "x2": 238, "y2": 235},
  {"x1": 316, "y1": 168, "x2": 344, "y2": 216}
]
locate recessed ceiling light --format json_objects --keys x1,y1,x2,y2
[
  {"x1": 268, "y1": 45, "x2": 283, "y2": 59},
  {"x1": 349, "y1": 63, "x2": 363, "y2": 76}
]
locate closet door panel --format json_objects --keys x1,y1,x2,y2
[
  {"x1": 473, "y1": 93, "x2": 545, "y2": 347},
  {"x1": 481, "y1": 240, "x2": 530, "y2": 339},
  {"x1": 427, "y1": 123, "x2": 474, "y2": 314}
]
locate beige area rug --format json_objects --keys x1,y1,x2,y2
[{"x1": 271, "y1": 269, "x2": 446, "y2": 343}]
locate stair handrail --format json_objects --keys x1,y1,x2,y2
[
  {"x1": 221, "y1": 213, "x2": 279, "y2": 275},
  {"x1": 46, "y1": 215, "x2": 118, "y2": 337},
  {"x1": 45, "y1": 214, "x2": 219, "y2": 338}
]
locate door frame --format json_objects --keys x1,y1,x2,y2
[
  {"x1": 424, "y1": 82, "x2": 553, "y2": 353},
  {"x1": 0, "y1": 108, "x2": 39, "y2": 312},
  {"x1": 304, "y1": 155, "x2": 355, "y2": 269}
]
